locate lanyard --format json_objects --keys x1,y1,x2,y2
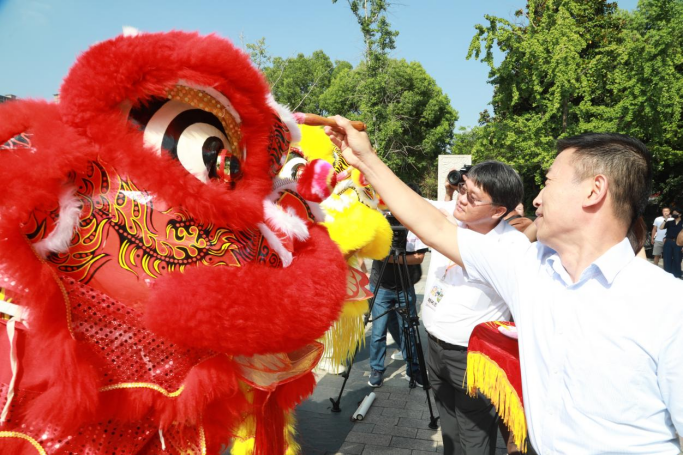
[{"x1": 442, "y1": 261, "x2": 459, "y2": 280}]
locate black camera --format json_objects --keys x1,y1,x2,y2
[
  {"x1": 385, "y1": 213, "x2": 408, "y2": 251},
  {"x1": 447, "y1": 165, "x2": 473, "y2": 186}
]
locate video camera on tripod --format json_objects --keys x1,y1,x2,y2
[
  {"x1": 385, "y1": 213, "x2": 409, "y2": 252},
  {"x1": 328, "y1": 209, "x2": 439, "y2": 430}
]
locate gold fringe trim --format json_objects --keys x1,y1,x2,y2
[
  {"x1": 99, "y1": 382, "x2": 185, "y2": 397},
  {"x1": 0, "y1": 431, "x2": 47, "y2": 455},
  {"x1": 284, "y1": 410, "x2": 300, "y2": 455},
  {"x1": 465, "y1": 352, "x2": 527, "y2": 453},
  {"x1": 321, "y1": 300, "x2": 368, "y2": 367},
  {"x1": 230, "y1": 413, "x2": 256, "y2": 455},
  {"x1": 229, "y1": 409, "x2": 299, "y2": 455}
]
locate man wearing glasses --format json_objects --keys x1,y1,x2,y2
[
  {"x1": 325, "y1": 116, "x2": 682, "y2": 454},
  {"x1": 421, "y1": 162, "x2": 530, "y2": 454}
]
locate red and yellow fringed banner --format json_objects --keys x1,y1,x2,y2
[{"x1": 465, "y1": 321, "x2": 527, "y2": 453}]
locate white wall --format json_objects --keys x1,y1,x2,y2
[{"x1": 437, "y1": 155, "x2": 471, "y2": 202}]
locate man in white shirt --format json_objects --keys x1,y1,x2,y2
[
  {"x1": 421, "y1": 163, "x2": 530, "y2": 454},
  {"x1": 651, "y1": 207, "x2": 671, "y2": 265},
  {"x1": 325, "y1": 118, "x2": 682, "y2": 455}
]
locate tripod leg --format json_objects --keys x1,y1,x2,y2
[
  {"x1": 398, "y1": 256, "x2": 440, "y2": 429},
  {"x1": 395, "y1": 251, "x2": 419, "y2": 387},
  {"x1": 329, "y1": 255, "x2": 391, "y2": 413}
]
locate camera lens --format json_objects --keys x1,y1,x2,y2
[{"x1": 447, "y1": 170, "x2": 461, "y2": 186}]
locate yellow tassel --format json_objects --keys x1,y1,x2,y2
[
  {"x1": 284, "y1": 410, "x2": 300, "y2": 455},
  {"x1": 465, "y1": 352, "x2": 527, "y2": 453},
  {"x1": 230, "y1": 413, "x2": 257, "y2": 455},
  {"x1": 321, "y1": 300, "x2": 368, "y2": 367}
]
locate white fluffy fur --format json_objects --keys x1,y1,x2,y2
[
  {"x1": 34, "y1": 187, "x2": 82, "y2": 258},
  {"x1": 122, "y1": 26, "x2": 140, "y2": 37},
  {"x1": 263, "y1": 200, "x2": 309, "y2": 241},
  {"x1": 266, "y1": 94, "x2": 302, "y2": 143}
]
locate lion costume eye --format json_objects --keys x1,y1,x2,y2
[{"x1": 128, "y1": 85, "x2": 242, "y2": 185}]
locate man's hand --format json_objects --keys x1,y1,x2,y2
[
  {"x1": 324, "y1": 115, "x2": 375, "y2": 169},
  {"x1": 444, "y1": 179, "x2": 458, "y2": 202},
  {"x1": 323, "y1": 115, "x2": 464, "y2": 269}
]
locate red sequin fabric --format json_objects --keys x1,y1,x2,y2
[
  {"x1": 0, "y1": 278, "x2": 214, "y2": 454},
  {"x1": 64, "y1": 277, "x2": 215, "y2": 391}
]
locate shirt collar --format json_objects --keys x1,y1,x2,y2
[
  {"x1": 458, "y1": 219, "x2": 507, "y2": 238},
  {"x1": 542, "y1": 238, "x2": 634, "y2": 286}
]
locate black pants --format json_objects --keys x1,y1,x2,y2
[{"x1": 427, "y1": 337, "x2": 498, "y2": 455}]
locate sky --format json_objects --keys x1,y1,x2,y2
[{"x1": 0, "y1": 0, "x2": 639, "y2": 129}]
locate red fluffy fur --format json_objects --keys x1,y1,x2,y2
[
  {"x1": 0, "y1": 32, "x2": 347, "y2": 453},
  {"x1": 0, "y1": 100, "x2": 102, "y2": 430},
  {"x1": 58, "y1": 31, "x2": 276, "y2": 230},
  {"x1": 144, "y1": 225, "x2": 347, "y2": 354}
]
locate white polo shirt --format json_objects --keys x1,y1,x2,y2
[
  {"x1": 421, "y1": 202, "x2": 529, "y2": 346},
  {"x1": 459, "y1": 232, "x2": 683, "y2": 455}
]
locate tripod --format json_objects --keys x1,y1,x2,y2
[{"x1": 329, "y1": 222, "x2": 439, "y2": 430}]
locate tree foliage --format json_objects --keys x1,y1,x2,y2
[
  {"x1": 455, "y1": 0, "x2": 682, "y2": 209},
  {"x1": 325, "y1": 0, "x2": 457, "y2": 196},
  {"x1": 320, "y1": 58, "x2": 457, "y2": 192},
  {"x1": 247, "y1": 1, "x2": 458, "y2": 198},
  {"x1": 263, "y1": 51, "x2": 341, "y2": 114}
]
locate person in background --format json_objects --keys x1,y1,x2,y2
[
  {"x1": 651, "y1": 207, "x2": 671, "y2": 266},
  {"x1": 420, "y1": 163, "x2": 530, "y2": 454},
  {"x1": 367, "y1": 183, "x2": 428, "y2": 388},
  {"x1": 660, "y1": 208, "x2": 683, "y2": 278},
  {"x1": 504, "y1": 202, "x2": 533, "y2": 233}
]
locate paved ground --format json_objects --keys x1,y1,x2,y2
[{"x1": 295, "y1": 253, "x2": 507, "y2": 455}]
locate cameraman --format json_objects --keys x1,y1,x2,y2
[
  {"x1": 421, "y1": 162, "x2": 530, "y2": 455},
  {"x1": 368, "y1": 183, "x2": 428, "y2": 388}
]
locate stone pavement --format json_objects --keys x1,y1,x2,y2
[{"x1": 295, "y1": 253, "x2": 507, "y2": 455}]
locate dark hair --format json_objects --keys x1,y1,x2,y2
[
  {"x1": 662, "y1": 206, "x2": 671, "y2": 211},
  {"x1": 556, "y1": 133, "x2": 652, "y2": 253},
  {"x1": 467, "y1": 161, "x2": 524, "y2": 216}
]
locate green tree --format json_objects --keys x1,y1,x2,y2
[
  {"x1": 455, "y1": 0, "x2": 682, "y2": 209},
  {"x1": 245, "y1": 37, "x2": 271, "y2": 71},
  {"x1": 321, "y1": 58, "x2": 457, "y2": 196},
  {"x1": 245, "y1": 37, "x2": 355, "y2": 114},
  {"x1": 332, "y1": 0, "x2": 398, "y2": 71},
  {"x1": 329, "y1": 0, "x2": 458, "y2": 196},
  {"x1": 262, "y1": 51, "x2": 342, "y2": 114}
]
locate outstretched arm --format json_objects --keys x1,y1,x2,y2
[{"x1": 325, "y1": 116, "x2": 463, "y2": 267}]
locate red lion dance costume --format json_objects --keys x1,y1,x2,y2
[{"x1": 0, "y1": 32, "x2": 349, "y2": 454}]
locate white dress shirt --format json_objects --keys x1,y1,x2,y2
[
  {"x1": 421, "y1": 206, "x2": 528, "y2": 346},
  {"x1": 458, "y1": 233, "x2": 683, "y2": 454}
]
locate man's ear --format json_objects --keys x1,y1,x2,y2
[
  {"x1": 492, "y1": 205, "x2": 508, "y2": 220},
  {"x1": 582, "y1": 174, "x2": 609, "y2": 209}
]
